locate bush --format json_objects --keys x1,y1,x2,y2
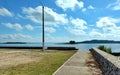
[
  {"x1": 98, "y1": 45, "x2": 105, "y2": 51},
  {"x1": 103, "y1": 46, "x2": 107, "y2": 52},
  {"x1": 98, "y1": 45, "x2": 112, "y2": 53},
  {"x1": 106, "y1": 47, "x2": 112, "y2": 53}
]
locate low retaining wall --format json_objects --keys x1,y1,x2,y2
[
  {"x1": 0, "y1": 46, "x2": 78, "y2": 50},
  {"x1": 90, "y1": 48, "x2": 120, "y2": 75},
  {"x1": 47, "y1": 47, "x2": 78, "y2": 50}
]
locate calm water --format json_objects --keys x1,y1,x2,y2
[{"x1": 0, "y1": 43, "x2": 120, "y2": 52}]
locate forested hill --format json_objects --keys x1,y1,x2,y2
[{"x1": 64, "y1": 40, "x2": 120, "y2": 44}]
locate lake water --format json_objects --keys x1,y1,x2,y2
[{"x1": 0, "y1": 43, "x2": 120, "y2": 52}]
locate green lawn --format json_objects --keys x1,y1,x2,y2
[{"x1": 0, "y1": 50, "x2": 76, "y2": 75}]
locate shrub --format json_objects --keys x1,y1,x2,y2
[
  {"x1": 98, "y1": 45, "x2": 105, "y2": 51},
  {"x1": 106, "y1": 47, "x2": 112, "y2": 53},
  {"x1": 98, "y1": 45, "x2": 112, "y2": 53},
  {"x1": 103, "y1": 46, "x2": 107, "y2": 52}
]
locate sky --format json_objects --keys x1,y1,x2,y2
[{"x1": 0, "y1": 0, "x2": 120, "y2": 42}]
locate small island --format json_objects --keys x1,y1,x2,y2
[{"x1": 3, "y1": 42, "x2": 27, "y2": 44}]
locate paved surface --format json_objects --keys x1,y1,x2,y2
[{"x1": 53, "y1": 50, "x2": 93, "y2": 75}]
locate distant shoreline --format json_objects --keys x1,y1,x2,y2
[
  {"x1": 63, "y1": 40, "x2": 120, "y2": 44},
  {"x1": 63, "y1": 42, "x2": 120, "y2": 44},
  {"x1": 2, "y1": 42, "x2": 27, "y2": 44}
]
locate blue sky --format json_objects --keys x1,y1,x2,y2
[{"x1": 0, "y1": 0, "x2": 120, "y2": 42}]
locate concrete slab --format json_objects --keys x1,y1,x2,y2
[
  {"x1": 54, "y1": 66, "x2": 92, "y2": 75},
  {"x1": 53, "y1": 50, "x2": 93, "y2": 75}
]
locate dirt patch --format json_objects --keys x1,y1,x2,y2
[
  {"x1": 85, "y1": 52, "x2": 103, "y2": 75},
  {"x1": 0, "y1": 49, "x2": 43, "y2": 68}
]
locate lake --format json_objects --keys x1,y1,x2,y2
[{"x1": 0, "y1": 43, "x2": 120, "y2": 52}]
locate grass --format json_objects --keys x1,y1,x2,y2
[{"x1": 0, "y1": 50, "x2": 76, "y2": 75}]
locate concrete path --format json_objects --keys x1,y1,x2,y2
[{"x1": 53, "y1": 50, "x2": 93, "y2": 75}]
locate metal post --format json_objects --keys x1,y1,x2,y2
[{"x1": 42, "y1": 6, "x2": 45, "y2": 51}]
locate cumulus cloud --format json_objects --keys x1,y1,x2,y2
[
  {"x1": 45, "y1": 34, "x2": 71, "y2": 42},
  {"x1": 22, "y1": 6, "x2": 68, "y2": 26},
  {"x1": 65, "y1": 17, "x2": 87, "y2": 35},
  {"x1": 0, "y1": 8, "x2": 13, "y2": 17},
  {"x1": 71, "y1": 18, "x2": 87, "y2": 29},
  {"x1": 81, "y1": 8, "x2": 87, "y2": 12},
  {"x1": 3, "y1": 23, "x2": 23, "y2": 31},
  {"x1": 45, "y1": 27, "x2": 56, "y2": 33},
  {"x1": 25, "y1": 24, "x2": 34, "y2": 31},
  {"x1": 96, "y1": 17, "x2": 116, "y2": 27},
  {"x1": 0, "y1": 34, "x2": 33, "y2": 42},
  {"x1": 17, "y1": 14, "x2": 26, "y2": 19},
  {"x1": 96, "y1": 17, "x2": 120, "y2": 39},
  {"x1": 88, "y1": 5, "x2": 95, "y2": 10},
  {"x1": 107, "y1": 0, "x2": 120, "y2": 10},
  {"x1": 55, "y1": 0, "x2": 84, "y2": 11},
  {"x1": 66, "y1": 27, "x2": 86, "y2": 35},
  {"x1": 89, "y1": 29, "x2": 102, "y2": 38},
  {"x1": 88, "y1": 29, "x2": 116, "y2": 40},
  {"x1": 96, "y1": 17, "x2": 120, "y2": 32},
  {"x1": 81, "y1": 5, "x2": 95, "y2": 12}
]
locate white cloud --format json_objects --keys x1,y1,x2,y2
[
  {"x1": 88, "y1": 5, "x2": 95, "y2": 10},
  {"x1": 88, "y1": 28, "x2": 120, "y2": 40},
  {"x1": 45, "y1": 27, "x2": 56, "y2": 33},
  {"x1": 82, "y1": 17, "x2": 120, "y2": 40},
  {"x1": 89, "y1": 29, "x2": 102, "y2": 38},
  {"x1": 22, "y1": 6, "x2": 68, "y2": 26},
  {"x1": 0, "y1": 8, "x2": 13, "y2": 17},
  {"x1": 0, "y1": 34, "x2": 33, "y2": 42},
  {"x1": 65, "y1": 17, "x2": 87, "y2": 35},
  {"x1": 96, "y1": 17, "x2": 120, "y2": 32},
  {"x1": 81, "y1": 5, "x2": 95, "y2": 12},
  {"x1": 71, "y1": 18, "x2": 87, "y2": 29},
  {"x1": 96, "y1": 17, "x2": 116, "y2": 28},
  {"x1": 66, "y1": 27, "x2": 86, "y2": 35},
  {"x1": 3, "y1": 23, "x2": 23, "y2": 31},
  {"x1": 96, "y1": 17, "x2": 120, "y2": 39},
  {"x1": 107, "y1": 0, "x2": 120, "y2": 10},
  {"x1": 81, "y1": 8, "x2": 87, "y2": 12},
  {"x1": 55, "y1": 0, "x2": 84, "y2": 11},
  {"x1": 25, "y1": 24, "x2": 34, "y2": 31},
  {"x1": 17, "y1": 14, "x2": 26, "y2": 19},
  {"x1": 45, "y1": 34, "x2": 72, "y2": 42}
]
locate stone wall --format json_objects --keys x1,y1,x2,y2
[{"x1": 90, "y1": 48, "x2": 120, "y2": 75}]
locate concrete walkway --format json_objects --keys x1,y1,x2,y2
[{"x1": 53, "y1": 50, "x2": 93, "y2": 75}]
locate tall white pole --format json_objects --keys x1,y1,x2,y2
[{"x1": 42, "y1": 6, "x2": 45, "y2": 51}]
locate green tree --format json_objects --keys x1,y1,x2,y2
[{"x1": 69, "y1": 40, "x2": 76, "y2": 44}]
